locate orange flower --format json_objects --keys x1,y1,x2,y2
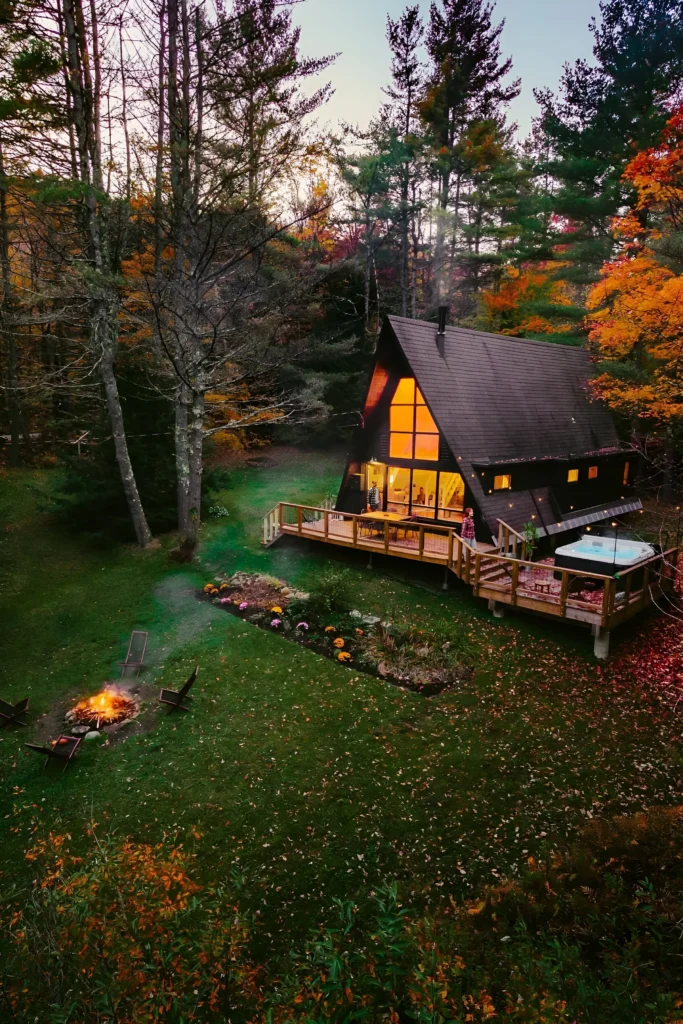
[
  {"x1": 337, "y1": 651, "x2": 351, "y2": 662},
  {"x1": 333, "y1": 637, "x2": 345, "y2": 648},
  {"x1": 324, "y1": 625, "x2": 336, "y2": 633},
  {"x1": 355, "y1": 628, "x2": 364, "y2": 635}
]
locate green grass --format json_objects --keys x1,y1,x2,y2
[{"x1": 1, "y1": 451, "x2": 682, "y2": 948}]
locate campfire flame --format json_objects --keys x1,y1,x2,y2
[{"x1": 71, "y1": 688, "x2": 138, "y2": 729}]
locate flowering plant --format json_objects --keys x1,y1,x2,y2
[
  {"x1": 271, "y1": 606, "x2": 283, "y2": 614},
  {"x1": 324, "y1": 625, "x2": 336, "y2": 633},
  {"x1": 337, "y1": 651, "x2": 351, "y2": 662},
  {"x1": 333, "y1": 637, "x2": 345, "y2": 649},
  {"x1": 271, "y1": 618, "x2": 281, "y2": 628},
  {"x1": 239, "y1": 601, "x2": 249, "y2": 611},
  {"x1": 296, "y1": 622, "x2": 309, "y2": 630}
]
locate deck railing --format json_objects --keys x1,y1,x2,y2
[
  {"x1": 265, "y1": 501, "x2": 680, "y2": 632},
  {"x1": 497, "y1": 519, "x2": 528, "y2": 560}
]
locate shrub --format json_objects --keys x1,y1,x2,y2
[
  {"x1": 357, "y1": 622, "x2": 475, "y2": 693},
  {"x1": 289, "y1": 566, "x2": 354, "y2": 622},
  {"x1": 3, "y1": 830, "x2": 256, "y2": 1023}
]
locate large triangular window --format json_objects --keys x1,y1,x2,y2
[{"x1": 389, "y1": 378, "x2": 439, "y2": 461}]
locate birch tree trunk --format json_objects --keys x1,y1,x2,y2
[
  {"x1": 175, "y1": 384, "x2": 191, "y2": 534},
  {"x1": 98, "y1": 308, "x2": 153, "y2": 547},
  {"x1": 60, "y1": 0, "x2": 153, "y2": 546}
]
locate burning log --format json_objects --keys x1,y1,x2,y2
[{"x1": 70, "y1": 688, "x2": 139, "y2": 730}]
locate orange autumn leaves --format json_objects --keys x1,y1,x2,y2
[
  {"x1": 481, "y1": 264, "x2": 575, "y2": 337},
  {"x1": 587, "y1": 107, "x2": 683, "y2": 422}
]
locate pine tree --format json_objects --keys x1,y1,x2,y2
[
  {"x1": 537, "y1": 0, "x2": 683, "y2": 284},
  {"x1": 385, "y1": 6, "x2": 424, "y2": 315},
  {"x1": 420, "y1": 0, "x2": 520, "y2": 307}
]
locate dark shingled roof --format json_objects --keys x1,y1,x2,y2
[
  {"x1": 387, "y1": 316, "x2": 619, "y2": 462},
  {"x1": 384, "y1": 316, "x2": 628, "y2": 537}
]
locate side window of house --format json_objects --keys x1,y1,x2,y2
[
  {"x1": 494, "y1": 474, "x2": 511, "y2": 490},
  {"x1": 567, "y1": 468, "x2": 579, "y2": 483}
]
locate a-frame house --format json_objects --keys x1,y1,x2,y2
[{"x1": 335, "y1": 314, "x2": 641, "y2": 545}]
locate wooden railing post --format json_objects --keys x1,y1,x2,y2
[
  {"x1": 352, "y1": 517, "x2": 358, "y2": 547},
  {"x1": 601, "y1": 578, "x2": 615, "y2": 629},
  {"x1": 465, "y1": 547, "x2": 471, "y2": 584},
  {"x1": 278, "y1": 503, "x2": 284, "y2": 529},
  {"x1": 447, "y1": 529, "x2": 454, "y2": 567},
  {"x1": 418, "y1": 526, "x2": 425, "y2": 559},
  {"x1": 511, "y1": 560, "x2": 520, "y2": 606},
  {"x1": 297, "y1": 506, "x2": 302, "y2": 535},
  {"x1": 456, "y1": 536, "x2": 463, "y2": 578},
  {"x1": 324, "y1": 510, "x2": 329, "y2": 540},
  {"x1": 474, "y1": 553, "x2": 481, "y2": 595},
  {"x1": 560, "y1": 572, "x2": 569, "y2": 618},
  {"x1": 384, "y1": 520, "x2": 389, "y2": 554}
]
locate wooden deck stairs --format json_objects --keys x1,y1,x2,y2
[{"x1": 261, "y1": 502, "x2": 680, "y2": 658}]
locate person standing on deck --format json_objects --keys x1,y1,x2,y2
[
  {"x1": 367, "y1": 482, "x2": 380, "y2": 512},
  {"x1": 461, "y1": 507, "x2": 477, "y2": 550}
]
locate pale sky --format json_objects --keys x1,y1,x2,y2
[{"x1": 294, "y1": 0, "x2": 600, "y2": 139}]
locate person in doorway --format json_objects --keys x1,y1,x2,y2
[
  {"x1": 415, "y1": 487, "x2": 426, "y2": 505},
  {"x1": 461, "y1": 507, "x2": 476, "y2": 548},
  {"x1": 367, "y1": 482, "x2": 380, "y2": 512}
]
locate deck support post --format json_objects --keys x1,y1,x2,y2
[
  {"x1": 592, "y1": 625, "x2": 610, "y2": 660},
  {"x1": 442, "y1": 567, "x2": 450, "y2": 591},
  {"x1": 367, "y1": 553, "x2": 373, "y2": 570},
  {"x1": 488, "y1": 599, "x2": 506, "y2": 619}
]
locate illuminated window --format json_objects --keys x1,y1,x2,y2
[
  {"x1": 414, "y1": 433, "x2": 439, "y2": 460},
  {"x1": 567, "y1": 468, "x2": 579, "y2": 483},
  {"x1": 588, "y1": 465, "x2": 599, "y2": 480},
  {"x1": 438, "y1": 472, "x2": 465, "y2": 520},
  {"x1": 623, "y1": 461, "x2": 630, "y2": 486},
  {"x1": 389, "y1": 432, "x2": 414, "y2": 459},
  {"x1": 387, "y1": 466, "x2": 411, "y2": 513},
  {"x1": 494, "y1": 474, "x2": 511, "y2": 491},
  {"x1": 389, "y1": 377, "x2": 439, "y2": 462},
  {"x1": 412, "y1": 470, "x2": 437, "y2": 517}
]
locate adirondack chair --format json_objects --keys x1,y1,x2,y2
[
  {"x1": 0, "y1": 696, "x2": 29, "y2": 728},
  {"x1": 25, "y1": 735, "x2": 82, "y2": 773},
  {"x1": 119, "y1": 630, "x2": 149, "y2": 678},
  {"x1": 159, "y1": 666, "x2": 198, "y2": 712}
]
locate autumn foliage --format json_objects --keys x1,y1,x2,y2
[
  {"x1": 3, "y1": 830, "x2": 257, "y2": 1022},
  {"x1": 587, "y1": 107, "x2": 683, "y2": 423},
  {"x1": 4, "y1": 817, "x2": 683, "y2": 1022},
  {"x1": 481, "y1": 264, "x2": 575, "y2": 337}
]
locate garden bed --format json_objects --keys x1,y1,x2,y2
[{"x1": 200, "y1": 571, "x2": 474, "y2": 696}]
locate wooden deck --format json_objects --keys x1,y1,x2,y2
[{"x1": 263, "y1": 502, "x2": 680, "y2": 654}]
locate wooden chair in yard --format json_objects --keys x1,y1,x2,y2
[
  {"x1": 159, "y1": 666, "x2": 198, "y2": 713},
  {"x1": 0, "y1": 696, "x2": 30, "y2": 728},
  {"x1": 25, "y1": 735, "x2": 82, "y2": 774},
  {"x1": 119, "y1": 630, "x2": 149, "y2": 678}
]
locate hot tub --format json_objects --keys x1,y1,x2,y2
[{"x1": 554, "y1": 535, "x2": 656, "y2": 577}]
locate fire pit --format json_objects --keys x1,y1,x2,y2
[{"x1": 68, "y1": 686, "x2": 140, "y2": 731}]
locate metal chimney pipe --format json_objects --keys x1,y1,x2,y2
[{"x1": 437, "y1": 305, "x2": 449, "y2": 337}]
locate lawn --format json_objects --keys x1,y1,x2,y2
[{"x1": 2, "y1": 448, "x2": 682, "y2": 950}]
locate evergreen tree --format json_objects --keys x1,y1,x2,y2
[
  {"x1": 420, "y1": 0, "x2": 520, "y2": 308},
  {"x1": 537, "y1": 0, "x2": 683, "y2": 284},
  {"x1": 384, "y1": 6, "x2": 425, "y2": 316}
]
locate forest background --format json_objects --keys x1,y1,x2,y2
[{"x1": 2, "y1": 0, "x2": 683, "y2": 543}]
